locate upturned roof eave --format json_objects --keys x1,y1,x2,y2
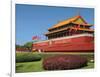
[
  {"x1": 48, "y1": 22, "x2": 93, "y2": 30},
  {"x1": 48, "y1": 15, "x2": 93, "y2": 30}
]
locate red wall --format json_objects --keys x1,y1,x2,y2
[{"x1": 32, "y1": 36, "x2": 94, "y2": 52}]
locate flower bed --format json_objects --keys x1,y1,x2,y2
[{"x1": 43, "y1": 55, "x2": 88, "y2": 70}]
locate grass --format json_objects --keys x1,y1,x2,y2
[
  {"x1": 16, "y1": 60, "x2": 94, "y2": 73},
  {"x1": 16, "y1": 52, "x2": 94, "y2": 73},
  {"x1": 16, "y1": 60, "x2": 44, "y2": 73},
  {"x1": 82, "y1": 62, "x2": 94, "y2": 69}
]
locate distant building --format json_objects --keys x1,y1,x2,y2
[{"x1": 32, "y1": 15, "x2": 94, "y2": 52}]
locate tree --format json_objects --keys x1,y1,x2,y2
[
  {"x1": 16, "y1": 44, "x2": 21, "y2": 48},
  {"x1": 24, "y1": 41, "x2": 33, "y2": 52}
]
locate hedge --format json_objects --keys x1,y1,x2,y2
[
  {"x1": 16, "y1": 52, "x2": 42, "y2": 63},
  {"x1": 43, "y1": 55, "x2": 88, "y2": 70}
]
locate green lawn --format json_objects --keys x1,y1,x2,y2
[
  {"x1": 82, "y1": 62, "x2": 94, "y2": 69},
  {"x1": 16, "y1": 60, "x2": 94, "y2": 73},
  {"x1": 16, "y1": 52, "x2": 94, "y2": 73},
  {"x1": 16, "y1": 60, "x2": 44, "y2": 73}
]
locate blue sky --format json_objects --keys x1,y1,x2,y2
[{"x1": 16, "y1": 4, "x2": 94, "y2": 45}]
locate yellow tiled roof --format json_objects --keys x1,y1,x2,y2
[
  {"x1": 48, "y1": 15, "x2": 92, "y2": 30},
  {"x1": 78, "y1": 28, "x2": 94, "y2": 32},
  {"x1": 72, "y1": 22, "x2": 92, "y2": 26},
  {"x1": 45, "y1": 27, "x2": 94, "y2": 35},
  {"x1": 45, "y1": 27, "x2": 69, "y2": 35}
]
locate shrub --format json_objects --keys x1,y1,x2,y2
[
  {"x1": 16, "y1": 52, "x2": 42, "y2": 63},
  {"x1": 43, "y1": 55, "x2": 88, "y2": 70}
]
